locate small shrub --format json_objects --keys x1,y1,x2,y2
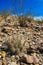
[
  {"x1": 4, "y1": 38, "x2": 23, "y2": 55},
  {"x1": 19, "y1": 16, "x2": 28, "y2": 27}
]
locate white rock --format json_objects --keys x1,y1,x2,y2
[{"x1": 10, "y1": 62, "x2": 17, "y2": 65}]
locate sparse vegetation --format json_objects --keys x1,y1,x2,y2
[
  {"x1": 19, "y1": 16, "x2": 27, "y2": 27},
  {"x1": 0, "y1": 14, "x2": 43, "y2": 65}
]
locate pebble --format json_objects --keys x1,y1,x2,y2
[
  {"x1": 0, "y1": 61, "x2": 2, "y2": 65},
  {"x1": 9, "y1": 62, "x2": 17, "y2": 65}
]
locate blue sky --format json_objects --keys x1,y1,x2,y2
[{"x1": 0, "y1": 0, "x2": 43, "y2": 16}]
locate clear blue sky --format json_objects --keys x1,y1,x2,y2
[{"x1": 0, "y1": 0, "x2": 43, "y2": 16}]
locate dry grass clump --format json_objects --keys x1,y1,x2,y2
[
  {"x1": 2, "y1": 37, "x2": 23, "y2": 55},
  {"x1": 19, "y1": 16, "x2": 28, "y2": 27},
  {"x1": 19, "y1": 16, "x2": 34, "y2": 27}
]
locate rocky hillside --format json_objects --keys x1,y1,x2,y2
[{"x1": 0, "y1": 15, "x2": 43, "y2": 65}]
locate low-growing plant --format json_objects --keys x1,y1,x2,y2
[
  {"x1": 19, "y1": 16, "x2": 29, "y2": 27},
  {"x1": 3, "y1": 37, "x2": 23, "y2": 55}
]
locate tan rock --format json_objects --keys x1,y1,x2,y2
[
  {"x1": 31, "y1": 45, "x2": 36, "y2": 49},
  {"x1": 6, "y1": 15, "x2": 11, "y2": 20},
  {"x1": 0, "y1": 19, "x2": 5, "y2": 26},
  {"x1": 1, "y1": 51, "x2": 6, "y2": 58},
  {"x1": 3, "y1": 26, "x2": 15, "y2": 35},
  {"x1": 0, "y1": 60, "x2": 2, "y2": 65},
  {"x1": 10, "y1": 62, "x2": 17, "y2": 65},
  {"x1": 33, "y1": 53, "x2": 39, "y2": 64},
  {"x1": 26, "y1": 40, "x2": 31, "y2": 43},
  {"x1": 11, "y1": 56, "x2": 15, "y2": 62},
  {"x1": 2, "y1": 58, "x2": 7, "y2": 65},
  {"x1": 22, "y1": 53, "x2": 34, "y2": 63},
  {"x1": 35, "y1": 64, "x2": 39, "y2": 65},
  {"x1": 24, "y1": 42, "x2": 29, "y2": 49},
  {"x1": 0, "y1": 62, "x2": 2, "y2": 65}
]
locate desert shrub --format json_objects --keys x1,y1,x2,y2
[
  {"x1": 35, "y1": 20, "x2": 40, "y2": 23},
  {"x1": 9, "y1": 41, "x2": 22, "y2": 55},
  {"x1": 3, "y1": 38, "x2": 23, "y2": 55},
  {"x1": 19, "y1": 16, "x2": 28, "y2": 27},
  {"x1": 1, "y1": 8, "x2": 11, "y2": 22},
  {"x1": 27, "y1": 17, "x2": 33, "y2": 22}
]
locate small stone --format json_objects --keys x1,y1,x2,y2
[
  {"x1": 0, "y1": 55, "x2": 1, "y2": 58},
  {"x1": 0, "y1": 44, "x2": 2, "y2": 47},
  {"x1": 15, "y1": 55, "x2": 19, "y2": 60},
  {"x1": 1, "y1": 51, "x2": 6, "y2": 58},
  {"x1": 2, "y1": 58, "x2": 7, "y2": 65},
  {"x1": 0, "y1": 61, "x2": 2, "y2": 65},
  {"x1": 31, "y1": 45, "x2": 36, "y2": 49},
  {"x1": 26, "y1": 32, "x2": 31, "y2": 35},
  {"x1": 24, "y1": 42, "x2": 29, "y2": 49},
  {"x1": 10, "y1": 62, "x2": 17, "y2": 65},
  {"x1": 32, "y1": 42, "x2": 36, "y2": 45},
  {"x1": 11, "y1": 55, "x2": 15, "y2": 62},
  {"x1": 33, "y1": 53, "x2": 36, "y2": 56},
  {"x1": 35, "y1": 64, "x2": 39, "y2": 65},
  {"x1": 33, "y1": 53, "x2": 39, "y2": 64}
]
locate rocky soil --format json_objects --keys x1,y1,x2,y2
[{"x1": 0, "y1": 15, "x2": 43, "y2": 65}]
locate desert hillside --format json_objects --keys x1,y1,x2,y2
[{"x1": 0, "y1": 15, "x2": 43, "y2": 65}]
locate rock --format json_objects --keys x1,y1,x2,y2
[
  {"x1": 31, "y1": 45, "x2": 36, "y2": 49},
  {"x1": 38, "y1": 47, "x2": 43, "y2": 53},
  {"x1": 2, "y1": 58, "x2": 7, "y2": 65},
  {"x1": 2, "y1": 26, "x2": 14, "y2": 35},
  {"x1": 0, "y1": 44, "x2": 2, "y2": 47},
  {"x1": 33, "y1": 53, "x2": 39, "y2": 64},
  {"x1": 15, "y1": 55, "x2": 19, "y2": 60},
  {"x1": 14, "y1": 31, "x2": 17, "y2": 34},
  {"x1": 6, "y1": 15, "x2": 11, "y2": 20},
  {"x1": 2, "y1": 62, "x2": 7, "y2": 65},
  {"x1": 21, "y1": 53, "x2": 34, "y2": 64},
  {"x1": 11, "y1": 55, "x2": 15, "y2": 62},
  {"x1": 35, "y1": 64, "x2": 39, "y2": 65},
  {"x1": 1, "y1": 51, "x2": 6, "y2": 58},
  {"x1": 25, "y1": 55, "x2": 33, "y2": 63},
  {"x1": 32, "y1": 42, "x2": 36, "y2": 45},
  {"x1": 26, "y1": 40, "x2": 31, "y2": 43},
  {"x1": 26, "y1": 32, "x2": 31, "y2": 35},
  {"x1": 20, "y1": 53, "x2": 40, "y2": 64},
  {"x1": 0, "y1": 60, "x2": 2, "y2": 65},
  {"x1": 0, "y1": 52, "x2": 1, "y2": 58},
  {"x1": 0, "y1": 19, "x2": 5, "y2": 26},
  {"x1": 9, "y1": 62, "x2": 17, "y2": 65},
  {"x1": 24, "y1": 42, "x2": 29, "y2": 49},
  {"x1": 38, "y1": 43, "x2": 43, "y2": 53},
  {"x1": 21, "y1": 37, "x2": 25, "y2": 45}
]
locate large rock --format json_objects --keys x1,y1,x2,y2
[
  {"x1": 20, "y1": 53, "x2": 39, "y2": 64},
  {"x1": 21, "y1": 53, "x2": 34, "y2": 64}
]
